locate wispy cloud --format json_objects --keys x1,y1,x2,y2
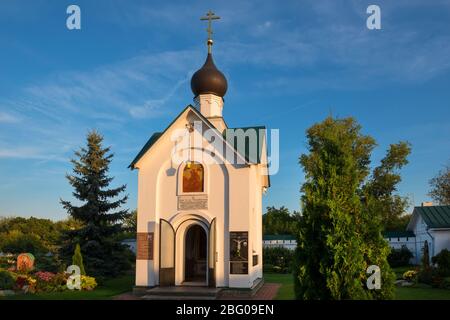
[
  {"x1": 13, "y1": 50, "x2": 197, "y2": 122},
  {"x1": 0, "y1": 147, "x2": 65, "y2": 161},
  {"x1": 0, "y1": 112, "x2": 21, "y2": 123}
]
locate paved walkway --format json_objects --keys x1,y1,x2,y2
[
  {"x1": 113, "y1": 283, "x2": 281, "y2": 300},
  {"x1": 219, "y1": 283, "x2": 281, "y2": 300}
]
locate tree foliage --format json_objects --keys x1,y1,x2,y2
[
  {"x1": 295, "y1": 116, "x2": 398, "y2": 300},
  {"x1": 429, "y1": 163, "x2": 450, "y2": 205},
  {"x1": 422, "y1": 240, "x2": 430, "y2": 268},
  {"x1": 263, "y1": 206, "x2": 300, "y2": 236},
  {"x1": 72, "y1": 243, "x2": 86, "y2": 276},
  {"x1": 364, "y1": 142, "x2": 411, "y2": 231},
  {"x1": 0, "y1": 216, "x2": 80, "y2": 255},
  {"x1": 60, "y1": 130, "x2": 132, "y2": 278}
]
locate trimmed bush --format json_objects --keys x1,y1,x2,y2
[
  {"x1": 263, "y1": 247, "x2": 294, "y2": 273},
  {"x1": 439, "y1": 277, "x2": 450, "y2": 289},
  {"x1": 402, "y1": 270, "x2": 418, "y2": 282},
  {"x1": 0, "y1": 270, "x2": 15, "y2": 290},
  {"x1": 263, "y1": 264, "x2": 275, "y2": 273},
  {"x1": 388, "y1": 246, "x2": 413, "y2": 268},
  {"x1": 72, "y1": 244, "x2": 86, "y2": 276},
  {"x1": 417, "y1": 267, "x2": 434, "y2": 285},
  {"x1": 81, "y1": 275, "x2": 97, "y2": 290},
  {"x1": 432, "y1": 249, "x2": 450, "y2": 277}
]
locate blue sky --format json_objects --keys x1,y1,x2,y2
[{"x1": 1, "y1": 0, "x2": 449, "y2": 220}]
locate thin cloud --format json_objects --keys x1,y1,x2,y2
[
  {"x1": 0, "y1": 147, "x2": 65, "y2": 162},
  {"x1": 0, "y1": 112, "x2": 21, "y2": 123}
]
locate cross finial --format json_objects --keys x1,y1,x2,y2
[{"x1": 200, "y1": 10, "x2": 221, "y2": 53}]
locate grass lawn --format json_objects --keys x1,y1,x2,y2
[
  {"x1": 264, "y1": 273, "x2": 295, "y2": 300},
  {"x1": 264, "y1": 272, "x2": 450, "y2": 300},
  {"x1": 1, "y1": 274, "x2": 134, "y2": 300},
  {"x1": 395, "y1": 285, "x2": 450, "y2": 300}
]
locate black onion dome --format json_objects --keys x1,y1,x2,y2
[{"x1": 191, "y1": 53, "x2": 228, "y2": 98}]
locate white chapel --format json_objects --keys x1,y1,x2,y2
[{"x1": 129, "y1": 11, "x2": 270, "y2": 291}]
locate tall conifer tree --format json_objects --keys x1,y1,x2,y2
[
  {"x1": 60, "y1": 130, "x2": 131, "y2": 277},
  {"x1": 294, "y1": 117, "x2": 397, "y2": 300}
]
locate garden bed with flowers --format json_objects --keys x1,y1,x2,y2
[{"x1": 0, "y1": 253, "x2": 97, "y2": 296}]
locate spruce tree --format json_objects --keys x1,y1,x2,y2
[
  {"x1": 60, "y1": 130, "x2": 131, "y2": 278},
  {"x1": 294, "y1": 116, "x2": 397, "y2": 300}
]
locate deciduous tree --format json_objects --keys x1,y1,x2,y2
[{"x1": 429, "y1": 163, "x2": 450, "y2": 205}]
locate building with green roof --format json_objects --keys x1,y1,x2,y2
[
  {"x1": 383, "y1": 204, "x2": 450, "y2": 265},
  {"x1": 406, "y1": 204, "x2": 450, "y2": 264}
]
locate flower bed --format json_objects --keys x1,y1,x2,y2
[
  {"x1": 0, "y1": 252, "x2": 97, "y2": 294},
  {"x1": 0, "y1": 268, "x2": 97, "y2": 294}
]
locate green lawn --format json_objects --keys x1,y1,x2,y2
[
  {"x1": 395, "y1": 285, "x2": 450, "y2": 300},
  {"x1": 264, "y1": 273, "x2": 295, "y2": 300},
  {"x1": 264, "y1": 272, "x2": 450, "y2": 300},
  {"x1": 1, "y1": 274, "x2": 134, "y2": 300}
]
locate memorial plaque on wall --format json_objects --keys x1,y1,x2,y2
[
  {"x1": 137, "y1": 232, "x2": 154, "y2": 260},
  {"x1": 230, "y1": 232, "x2": 249, "y2": 274},
  {"x1": 178, "y1": 195, "x2": 208, "y2": 210},
  {"x1": 253, "y1": 255, "x2": 258, "y2": 266}
]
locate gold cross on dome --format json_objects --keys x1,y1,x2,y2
[{"x1": 200, "y1": 10, "x2": 220, "y2": 52}]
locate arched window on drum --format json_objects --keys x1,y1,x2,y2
[{"x1": 183, "y1": 162, "x2": 204, "y2": 193}]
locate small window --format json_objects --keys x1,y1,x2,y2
[{"x1": 182, "y1": 162, "x2": 204, "y2": 193}]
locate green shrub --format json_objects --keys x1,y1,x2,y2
[
  {"x1": 72, "y1": 244, "x2": 86, "y2": 276},
  {"x1": 0, "y1": 270, "x2": 15, "y2": 290},
  {"x1": 35, "y1": 254, "x2": 62, "y2": 273},
  {"x1": 81, "y1": 275, "x2": 97, "y2": 290},
  {"x1": 417, "y1": 267, "x2": 434, "y2": 285},
  {"x1": 263, "y1": 264, "x2": 274, "y2": 273},
  {"x1": 388, "y1": 246, "x2": 413, "y2": 268},
  {"x1": 0, "y1": 254, "x2": 16, "y2": 270},
  {"x1": 439, "y1": 277, "x2": 450, "y2": 290},
  {"x1": 432, "y1": 249, "x2": 450, "y2": 277},
  {"x1": 422, "y1": 241, "x2": 430, "y2": 268},
  {"x1": 0, "y1": 230, "x2": 47, "y2": 255},
  {"x1": 402, "y1": 270, "x2": 418, "y2": 282},
  {"x1": 263, "y1": 247, "x2": 294, "y2": 273}
]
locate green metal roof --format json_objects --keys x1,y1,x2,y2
[
  {"x1": 383, "y1": 231, "x2": 415, "y2": 238},
  {"x1": 413, "y1": 205, "x2": 450, "y2": 229},
  {"x1": 129, "y1": 105, "x2": 269, "y2": 170},
  {"x1": 263, "y1": 234, "x2": 296, "y2": 241},
  {"x1": 129, "y1": 132, "x2": 162, "y2": 169},
  {"x1": 223, "y1": 126, "x2": 266, "y2": 164}
]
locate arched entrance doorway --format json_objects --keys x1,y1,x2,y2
[{"x1": 184, "y1": 224, "x2": 207, "y2": 283}]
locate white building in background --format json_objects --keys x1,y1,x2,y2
[
  {"x1": 121, "y1": 239, "x2": 137, "y2": 254},
  {"x1": 263, "y1": 235, "x2": 297, "y2": 250},
  {"x1": 384, "y1": 203, "x2": 450, "y2": 265},
  {"x1": 129, "y1": 21, "x2": 270, "y2": 291}
]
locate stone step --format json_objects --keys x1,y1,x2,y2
[
  {"x1": 141, "y1": 294, "x2": 217, "y2": 300},
  {"x1": 145, "y1": 286, "x2": 222, "y2": 298}
]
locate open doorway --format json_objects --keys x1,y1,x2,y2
[{"x1": 184, "y1": 224, "x2": 207, "y2": 284}]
